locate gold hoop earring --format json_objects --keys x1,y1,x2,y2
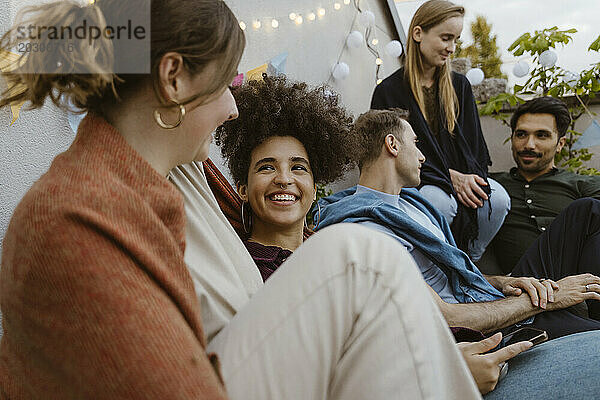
[{"x1": 154, "y1": 101, "x2": 186, "y2": 130}]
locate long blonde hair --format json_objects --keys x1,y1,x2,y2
[
  {"x1": 405, "y1": 0, "x2": 464, "y2": 133},
  {"x1": 0, "y1": 0, "x2": 245, "y2": 115}
]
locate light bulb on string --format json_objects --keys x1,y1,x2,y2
[
  {"x1": 295, "y1": 15, "x2": 304, "y2": 25},
  {"x1": 539, "y1": 50, "x2": 558, "y2": 68},
  {"x1": 359, "y1": 10, "x2": 375, "y2": 26},
  {"x1": 239, "y1": 21, "x2": 246, "y2": 30},
  {"x1": 346, "y1": 31, "x2": 364, "y2": 49},
  {"x1": 308, "y1": 12, "x2": 316, "y2": 21},
  {"x1": 377, "y1": 79, "x2": 383, "y2": 85},
  {"x1": 512, "y1": 61, "x2": 529, "y2": 78},
  {"x1": 332, "y1": 62, "x2": 350, "y2": 80},
  {"x1": 334, "y1": 3, "x2": 341, "y2": 10},
  {"x1": 371, "y1": 38, "x2": 379, "y2": 46},
  {"x1": 289, "y1": 12, "x2": 297, "y2": 21},
  {"x1": 252, "y1": 20, "x2": 261, "y2": 30},
  {"x1": 385, "y1": 40, "x2": 403, "y2": 58},
  {"x1": 466, "y1": 68, "x2": 484, "y2": 85},
  {"x1": 344, "y1": 0, "x2": 350, "y2": 4},
  {"x1": 375, "y1": 58, "x2": 383, "y2": 66},
  {"x1": 271, "y1": 19, "x2": 279, "y2": 28},
  {"x1": 317, "y1": 8, "x2": 326, "y2": 17}
]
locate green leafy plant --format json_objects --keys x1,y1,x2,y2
[{"x1": 481, "y1": 28, "x2": 600, "y2": 175}]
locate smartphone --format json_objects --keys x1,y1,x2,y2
[{"x1": 502, "y1": 327, "x2": 548, "y2": 347}]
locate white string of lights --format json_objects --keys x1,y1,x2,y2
[{"x1": 239, "y1": 0, "x2": 403, "y2": 85}]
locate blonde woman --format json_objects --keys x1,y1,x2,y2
[{"x1": 371, "y1": 0, "x2": 510, "y2": 261}]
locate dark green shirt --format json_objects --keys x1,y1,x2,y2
[{"x1": 490, "y1": 167, "x2": 600, "y2": 274}]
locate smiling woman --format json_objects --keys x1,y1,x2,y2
[
  {"x1": 215, "y1": 74, "x2": 357, "y2": 280},
  {"x1": 372, "y1": 0, "x2": 511, "y2": 262}
]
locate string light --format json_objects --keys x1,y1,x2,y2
[{"x1": 236, "y1": 1, "x2": 390, "y2": 85}]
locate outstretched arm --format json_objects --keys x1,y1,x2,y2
[
  {"x1": 428, "y1": 272, "x2": 600, "y2": 334},
  {"x1": 427, "y1": 286, "x2": 542, "y2": 334}
]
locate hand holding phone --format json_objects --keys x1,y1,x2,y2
[{"x1": 458, "y1": 332, "x2": 533, "y2": 395}]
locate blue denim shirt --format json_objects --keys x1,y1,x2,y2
[{"x1": 315, "y1": 186, "x2": 504, "y2": 303}]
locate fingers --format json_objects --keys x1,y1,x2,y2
[
  {"x1": 502, "y1": 286, "x2": 522, "y2": 296},
  {"x1": 464, "y1": 332, "x2": 503, "y2": 354},
  {"x1": 531, "y1": 280, "x2": 549, "y2": 309},
  {"x1": 470, "y1": 179, "x2": 489, "y2": 201},
  {"x1": 547, "y1": 279, "x2": 559, "y2": 290},
  {"x1": 463, "y1": 185, "x2": 484, "y2": 208},
  {"x1": 489, "y1": 341, "x2": 533, "y2": 364},
  {"x1": 474, "y1": 175, "x2": 489, "y2": 186},
  {"x1": 586, "y1": 283, "x2": 600, "y2": 292},
  {"x1": 457, "y1": 191, "x2": 479, "y2": 209},
  {"x1": 585, "y1": 274, "x2": 600, "y2": 285},
  {"x1": 542, "y1": 280, "x2": 556, "y2": 302},
  {"x1": 583, "y1": 291, "x2": 600, "y2": 301},
  {"x1": 520, "y1": 280, "x2": 541, "y2": 307}
]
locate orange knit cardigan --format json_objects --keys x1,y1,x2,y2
[{"x1": 0, "y1": 115, "x2": 227, "y2": 399}]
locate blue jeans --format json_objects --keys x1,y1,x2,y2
[
  {"x1": 484, "y1": 330, "x2": 600, "y2": 399},
  {"x1": 419, "y1": 178, "x2": 510, "y2": 261}
]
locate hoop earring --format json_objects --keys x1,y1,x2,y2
[
  {"x1": 313, "y1": 201, "x2": 322, "y2": 229},
  {"x1": 241, "y1": 201, "x2": 252, "y2": 234},
  {"x1": 154, "y1": 101, "x2": 186, "y2": 130}
]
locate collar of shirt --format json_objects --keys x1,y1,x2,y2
[
  {"x1": 356, "y1": 185, "x2": 399, "y2": 207},
  {"x1": 243, "y1": 240, "x2": 292, "y2": 263},
  {"x1": 509, "y1": 166, "x2": 559, "y2": 182}
]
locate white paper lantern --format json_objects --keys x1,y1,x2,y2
[
  {"x1": 385, "y1": 40, "x2": 403, "y2": 57},
  {"x1": 512, "y1": 61, "x2": 529, "y2": 78},
  {"x1": 359, "y1": 10, "x2": 375, "y2": 26},
  {"x1": 466, "y1": 68, "x2": 484, "y2": 86},
  {"x1": 332, "y1": 62, "x2": 350, "y2": 80},
  {"x1": 346, "y1": 31, "x2": 364, "y2": 49},
  {"x1": 539, "y1": 50, "x2": 558, "y2": 68},
  {"x1": 563, "y1": 71, "x2": 578, "y2": 86}
]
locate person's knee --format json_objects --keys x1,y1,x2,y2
[
  {"x1": 419, "y1": 186, "x2": 457, "y2": 221},
  {"x1": 489, "y1": 180, "x2": 511, "y2": 214},
  {"x1": 306, "y1": 223, "x2": 419, "y2": 279},
  {"x1": 569, "y1": 197, "x2": 600, "y2": 211}
]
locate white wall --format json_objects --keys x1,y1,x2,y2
[{"x1": 0, "y1": 0, "x2": 403, "y2": 257}]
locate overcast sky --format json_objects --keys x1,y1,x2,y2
[{"x1": 395, "y1": 0, "x2": 600, "y2": 86}]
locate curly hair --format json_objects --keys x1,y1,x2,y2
[{"x1": 215, "y1": 74, "x2": 356, "y2": 185}]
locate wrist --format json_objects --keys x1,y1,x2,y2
[{"x1": 484, "y1": 274, "x2": 505, "y2": 290}]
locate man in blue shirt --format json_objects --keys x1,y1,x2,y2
[{"x1": 316, "y1": 109, "x2": 600, "y2": 340}]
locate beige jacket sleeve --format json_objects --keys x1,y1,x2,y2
[{"x1": 169, "y1": 162, "x2": 263, "y2": 343}]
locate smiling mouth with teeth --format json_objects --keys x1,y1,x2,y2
[{"x1": 269, "y1": 194, "x2": 298, "y2": 202}]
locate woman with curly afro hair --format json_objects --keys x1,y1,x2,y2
[{"x1": 215, "y1": 74, "x2": 356, "y2": 280}]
